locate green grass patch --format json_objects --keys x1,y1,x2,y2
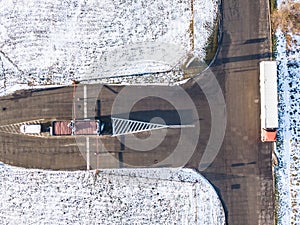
[
  {"x1": 270, "y1": 0, "x2": 277, "y2": 13},
  {"x1": 270, "y1": 0, "x2": 278, "y2": 60},
  {"x1": 181, "y1": 16, "x2": 219, "y2": 79},
  {"x1": 274, "y1": 173, "x2": 280, "y2": 225},
  {"x1": 272, "y1": 33, "x2": 278, "y2": 60},
  {"x1": 204, "y1": 17, "x2": 219, "y2": 65}
]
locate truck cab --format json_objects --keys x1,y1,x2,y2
[
  {"x1": 20, "y1": 124, "x2": 41, "y2": 134},
  {"x1": 261, "y1": 128, "x2": 277, "y2": 142}
]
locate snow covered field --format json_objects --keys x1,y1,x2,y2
[
  {"x1": 275, "y1": 12, "x2": 300, "y2": 225},
  {"x1": 0, "y1": 0, "x2": 219, "y2": 96},
  {"x1": 0, "y1": 163, "x2": 225, "y2": 224}
]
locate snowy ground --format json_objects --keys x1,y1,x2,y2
[
  {"x1": 0, "y1": 163, "x2": 225, "y2": 224},
  {"x1": 0, "y1": 0, "x2": 219, "y2": 96},
  {"x1": 275, "y1": 7, "x2": 300, "y2": 224}
]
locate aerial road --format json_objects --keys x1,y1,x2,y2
[{"x1": 0, "y1": 0, "x2": 275, "y2": 224}]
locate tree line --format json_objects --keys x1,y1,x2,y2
[{"x1": 272, "y1": 0, "x2": 300, "y2": 48}]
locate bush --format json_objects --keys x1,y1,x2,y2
[{"x1": 271, "y1": 0, "x2": 300, "y2": 48}]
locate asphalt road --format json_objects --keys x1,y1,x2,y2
[
  {"x1": 0, "y1": 0, "x2": 274, "y2": 224},
  {"x1": 193, "y1": 0, "x2": 275, "y2": 224}
]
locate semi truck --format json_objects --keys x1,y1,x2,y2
[
  {"x1": 20, "y1": 120, "x2": 104, "y2": 136},
  {"x1": 260, "y1": 61, "x2": 278, "y2": 142}
]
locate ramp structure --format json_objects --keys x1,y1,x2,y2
[{"x1": 111, "y1": 118, "x2": 169, "y2": 137}]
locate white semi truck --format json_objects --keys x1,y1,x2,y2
[
  {"x1": 20, "y1": 120, "x2": 104, "y2": 136},
  {"x1": 260, "y1": 61, "x2": 278, "y2": 142}
]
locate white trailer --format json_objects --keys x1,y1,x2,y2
[{"x1": 260, "y1": 61, "x2": 278, "y2": 142}]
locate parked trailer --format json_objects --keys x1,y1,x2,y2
[
  {"x1": 260, "y1": 61, "x2": 278, "y2": 142},
  {"x1": 51, "y1": 120, "x2": 104, "y2": 136}
]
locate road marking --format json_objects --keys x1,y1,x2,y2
[
  {"x1": 84, "y1": 85, "x2": 87, "y2": 118},
  {"x1": 86, "y1": 137, "x2": 90, "y2": 170},
  {"x1": 111, "y1": 117, "x2": 169, "y2": 136},
  {"x1": 168, "y1": 124, "x2": 195, "y2": 128}
]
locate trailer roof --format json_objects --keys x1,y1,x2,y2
[
  {"x1": 53, "y1": 121, "x2": 72, "y2": 135},
  {"x1": 260, "y1": 61, "x2": 278, "y2": 128},
  {"x1": 74, "y1": 121, "x2": 99, "y2": 135},
  {"x1": 52, "y1": 120, "x2": 99, "y2": 136}
]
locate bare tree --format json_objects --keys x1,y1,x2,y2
[{"x1": 272, "y1": 0, "x2": 300, "y2": 47}]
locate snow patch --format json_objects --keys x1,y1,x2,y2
[
  {"x1": 0, "y1": 0, "x2": 218, "y2": 96},
  {"x1": 275, "y1": 29, "x2": 300, "y2": 225},
  {"x1": 0, "y1": 163, "x2": 225, "y2": 224}
]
